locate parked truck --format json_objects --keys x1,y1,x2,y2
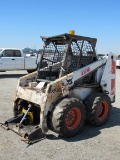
[
  {"x1": 116, "y1": 57, "x2": 120, "y2": 69},
  {"x1": 0, "y1": 48, "x2": 40, "y2": 73}
]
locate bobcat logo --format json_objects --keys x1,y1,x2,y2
[{"x1": 66, "y1": 77, "x2": 73, "y2": 85}]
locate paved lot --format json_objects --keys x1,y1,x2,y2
[{"x1": 0, "y1": 70, "x2": 120, "y2": 160}]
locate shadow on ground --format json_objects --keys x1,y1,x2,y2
[
  {"x1": 46, "y1": 106, "x2": 120, "y2": 142},
  {"x1": 0, "y1": 73, "x2": 26, "y2": 79}
]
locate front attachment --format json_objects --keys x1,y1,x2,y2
[{"x1": 1, "y1": 114, "x2": 45, "y2": 144}]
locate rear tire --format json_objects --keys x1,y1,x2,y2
[
  {"x1": 50, "y1": 98, "x2": 86, "y2": 137},
  {"x1": 85, "y1": 93, "x2": 112, "y2": 126}
]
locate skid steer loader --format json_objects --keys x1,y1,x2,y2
[{"x1": 1, "y1": 31, "x2": 116, "y2": 144}]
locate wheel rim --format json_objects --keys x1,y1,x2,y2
[
  {"x1": 97, "y1": 101, "x2": 108, "y2": 121},
  {"x1": 66, "y1": 107, "x2": 81, "y2": 130}
]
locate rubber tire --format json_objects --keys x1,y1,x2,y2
[
  {"x1": 85, "y1": 93, "x2": 112, "y2": 126},
  {"x1": 50, "y1": 98, "x2": 86, "y2": 137},
  {"x1": 13, "y1": 104, "x2": 22, "y2": 116}
]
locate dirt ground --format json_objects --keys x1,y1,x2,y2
[{"x1": 0, "y1": 70, "x2": 120, "y2": 160}]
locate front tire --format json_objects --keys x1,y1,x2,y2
[
  {"x1": 50, "y1": 98, "x2": 86, "y2": 137},
  {"x1": 13, "y1": 104, "x2": 22, "y2": 116},
  {"x1": 85, "y1": 93, "x2": 112, "y2": 126}
]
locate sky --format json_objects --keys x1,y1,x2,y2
[{"x1": 0, "y1": 0, "x2": 120, "y2": 54}]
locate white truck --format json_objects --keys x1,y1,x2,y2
[
  {"x1": 0, "y1": 48, "x2": 40, "y2": 73},
  {"x1": 116, "y1": 58, "x2": 120, "y2": 69}
]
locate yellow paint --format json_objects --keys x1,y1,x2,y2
[{"x1": 22, "y1": 108, "x2": 34, "y2": 124}]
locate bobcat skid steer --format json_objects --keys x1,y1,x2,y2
[{"x1": 1, "y1": 31, "x2": 116, "y2": 144}]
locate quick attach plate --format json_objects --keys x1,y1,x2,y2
[{"x1": 1, "y1": 114, "x2": 46, "y2": 144}]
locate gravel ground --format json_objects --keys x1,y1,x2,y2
[{"x1": 0, "y1": 70, "x2": 120, "y2": 160}]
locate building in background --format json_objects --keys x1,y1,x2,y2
[{"x1": 22, "y1": 47, "x2": 39, "y2": 56}]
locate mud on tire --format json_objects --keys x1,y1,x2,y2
[
  {"x1": 85, "y1": 93, "x2": 112, "y2": 126},
  {"x1": 49, "y1": 98, "x2": 86, "y2": 138}
]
